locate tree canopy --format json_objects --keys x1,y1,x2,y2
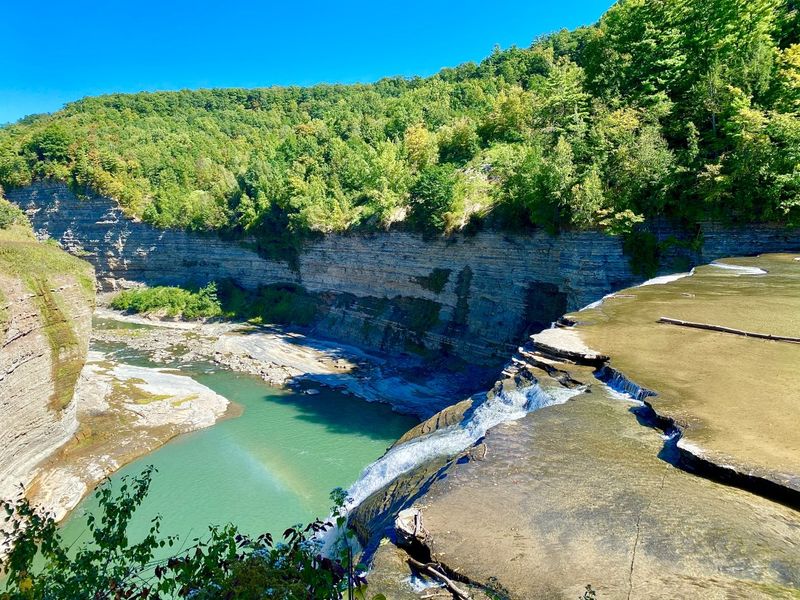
[{"x1": 1, "y1": 0, "x2": 797, "y2": 240}]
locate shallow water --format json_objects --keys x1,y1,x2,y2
[
  {"x1": 59, "y1": 358, "x2": 416, "y2": 550},
  {"x1": 569, "y1": 252, "x2": 800, "y2": 484}
]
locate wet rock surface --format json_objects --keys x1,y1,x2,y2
[
  {"x1": 415, "y1": 390, "x2": 800, "y2": 599},
  {"x1": 362, "y1": 254, "x2": 800, "y2": 599},
  {"x1": 568, "y1": 253, "x2": 800, "y2": 494}
]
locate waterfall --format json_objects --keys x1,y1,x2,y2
[
  {"x1": 594, "y1": 366, "x2": 656, "y2": 403},
  {"x1": 345, "y1": 382, "x2": 580, "y2": 510},
  {"x1": 709, "y1": 262, "x2": 767, "y2": 275}
]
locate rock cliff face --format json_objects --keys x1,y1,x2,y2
[
  {"x1": 7, "y1": 181, "x2": 800, "y2": 365},
  {"x1": 0, "y1": 235, "x2": 94, "y2": 503}
]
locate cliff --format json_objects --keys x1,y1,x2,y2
[
  {"x1": 7, "y1": 181, "x2": 800, "y2": 365},
  {"x1": 0, "y1": 224, "x2": 95, "y2": 503}
]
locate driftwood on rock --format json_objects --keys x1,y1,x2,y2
[
  {"x1": 658, "y1": 317, "x2": 800, "y2": 344},
  {"x1": 407, "y1": 556, "x2": 472, "y2": 600}
]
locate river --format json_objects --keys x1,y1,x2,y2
[{"x1": 58, "y1": 347, "x2": 416, "y2": 550}]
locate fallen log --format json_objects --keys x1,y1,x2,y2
[
  {"x1": 407, "y1": 557, "x2": 472, "y2": 600},
  {"x1": 658, "y1": 317, "x2": 800, "y2": 344}
]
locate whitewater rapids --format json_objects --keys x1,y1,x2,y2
[{"x1": 345, "y1": 382, "x2": 581, "y2": 510}]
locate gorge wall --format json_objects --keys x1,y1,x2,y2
[
  {"x1": 7, "y1": 180, "x2": 800, "y2": 365},
  {"x1": 0, "y1": 234, "x2": 94, "y2": 503}
]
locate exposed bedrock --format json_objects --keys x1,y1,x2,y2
[
  {"x1": 564, "y1": 253, "x2": 800, "y2": 498},
  {"x1": 357, "y1": 359, "x2": 800, "y2": 599},
  {"x1": 8, "y1": 181, "x2": 800, "y2": 365},
  {"x1": 354, "y1": 255, "x2": 800, "y2": 599},
  {"x1": 0, "y1": 254, "x2": 94, "y2": 504}
]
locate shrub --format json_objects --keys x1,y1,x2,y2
[
  {"x1": 0, "y1": 468, "x2": 383, "y2": 600},
  {"x1": 0, "y1": 198, "x2": 28, "y2": 230},
  {"x1": 110, "y1": 283, "x2": 222, "y2": 319}
]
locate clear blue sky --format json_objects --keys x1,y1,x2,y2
[{"x1": 1, "y1": 0, "x2": 614, "y2": 124}]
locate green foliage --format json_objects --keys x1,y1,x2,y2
[
  {"x1": 0, "y1": 198, "x2": 28, "y2": 229},
  {"x1": 409, "y1": 165, "x2": 457, "y2": 230},
  {"x1": 110, "y1": 283, "x2": 222, "y2": 319},
  {"x1": 0, "y1": 0, "x2": 798, "y2": 236},
  {"x1": 623, "y1": 230, "x2": 660, "y2": 278},
  {"x1": 216, "y1": 280, "x2": 320, "y2": 326},
  {"x1": 0, "y1": 468, "x2": 381, "y2": 600},
  {"x1": 110, "y1": 280, "x2": 322, "y2": 326}
]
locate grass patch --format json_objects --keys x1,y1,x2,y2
[
  {"x1": 110, "y1": 378, "x2": 172, "y2": 405},
  {"x1": 0, "y1": 225, "x2": 95, "y2": 303},
  {"x1": 172, "y1": 393, "x2": 199, "y2": 407}
]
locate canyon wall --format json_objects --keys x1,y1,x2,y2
[
  {"x1": 8, "y1": 181, "x2": 800, "y2": 365},
  {"x1": 0, "y1": 234, "x2": 94, "y2": 503}
]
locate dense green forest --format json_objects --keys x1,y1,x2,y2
[{"x1": 0, "y1": 0, "x2": 798, "y2": 241}]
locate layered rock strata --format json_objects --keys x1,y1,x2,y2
[
  {"x1": 356, "y1": 254, "x2": 800, "y2": 599},
  {"x1": 0, "y1": 238, "x2": 94, "y2": 504},
  {"x1": 9, "y1": 181, "x2": 800, "y2": 365}
]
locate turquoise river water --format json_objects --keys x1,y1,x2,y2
[{"x1": 59, "y1": 353, "x2": 416, "y2": 552}]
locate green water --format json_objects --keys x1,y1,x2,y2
[{"x1": 60, "y1": 365, "x2": 416, "y2": 549}]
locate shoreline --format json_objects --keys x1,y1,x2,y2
[{"x1": 25, "y1": 306, "x2": 473, "y2": 526}]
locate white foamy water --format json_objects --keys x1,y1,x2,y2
[
  {"x1": 581, "y1": 269, "x2": 696, "y2": 311},
  {"x1": 345, "y1": 383, "x2": 580, "y2": 509},
  {"x1": 709, "y1": 262, "x2": 767, "y2": 275},
  {"x1": 637, "y1": 270, "x2": 694, "y2": 287},
  {"x1": 320, "y1": 382, "x2": 581, "y2": 554}
]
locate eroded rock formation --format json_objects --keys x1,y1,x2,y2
[
  {"x1": 0, "y1": 236, "x2": 95, "y2": 504},
  {"x1": 9, "y1": 181, "x2": 800, "y2": 366}
]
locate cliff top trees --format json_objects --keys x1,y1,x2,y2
[{"x1": 0, "y1": 0, "x2": 798, "y2": 237}]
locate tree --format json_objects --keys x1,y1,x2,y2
[{"x1": 409, "y1": 165, "x2": 457, "y2": 230}]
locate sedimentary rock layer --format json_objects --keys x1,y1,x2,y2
[
  {"x1": 0, "y1": 256, "x2": 94, "y2": 503},
  {"x1": 9, "y1": 181, "x2": 800, "y2": 364}
]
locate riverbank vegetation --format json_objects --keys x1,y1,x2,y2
[
  {"x1": 110, "y1": 281, "x2": 320, "y2": 326},
  {"x1": 0, "y1": 0, "x2": 798, "y2": 241},
  {"x1": 0, "y1": 468, "x2": 383, "y2": 600}
]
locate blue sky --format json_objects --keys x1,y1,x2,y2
[{"x1": 1, "y1": 0, "x2": 613, "y2": 124}]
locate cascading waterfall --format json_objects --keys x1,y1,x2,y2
[
  {"x1": 345, "y1": 382, "x2": 579, "y2": 509},
  {"x1": 594, "y1": 366, "x2": 656, "y2": 403},
  {"x1": 593, "y1": 366, "x2": 681, "y2": 445},
  {"x1": 637, "y1": 271, "x2": 694, "y2": 286},
  {"x1": 319, "y1": 381, "x2": 582, "y2": 554},
  {"x1": 580, "y1": 270, "x2": 695, "y2": 311}
]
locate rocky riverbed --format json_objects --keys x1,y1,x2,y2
[
  {"x1": 91, "y1": 307, "x2": 486, "y2": 418},
  {"x1": 357, "y1": 253, "x2": 800, "y2": 599}
]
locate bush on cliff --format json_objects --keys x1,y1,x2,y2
[
  {"x1": 0, "y1": 0, "x2": 797, "y2": 238},
  {"x1": 0, "y1": 467, "x2": 384, "y2": 600}
]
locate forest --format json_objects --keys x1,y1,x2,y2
[{"x1": 0, "y1": 0, "x2": 798, "y2": 243}]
